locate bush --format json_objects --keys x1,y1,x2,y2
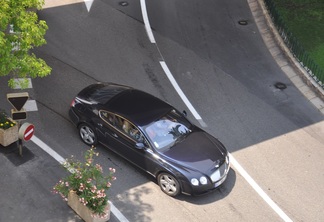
[{"x1": 53, "y1": 147, "x2": 116, "y2": 217}]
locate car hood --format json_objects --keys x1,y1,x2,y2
[{"x1": 161, "y1": 131, "x2": 227, "y2": 173}]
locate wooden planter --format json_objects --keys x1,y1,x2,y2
[
  {"x1": 68, "y1": 191, "x2": 110, "y2": 222},
  {"x1": 0, "y1": 124, "x2": 18, "y2": 147}
]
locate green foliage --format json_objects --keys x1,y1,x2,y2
[
  {"x1": 0, "y1": 109, "x2": 16, "y2": 130},
  {"x1": 0, "y1": 0, "x2": 51, "y2": 89},
  {"x1": 272, "y1": 0, "x2": 324, "y2": 72},
  {"x1": 53, "y1": 147, "x2": 116, "y2": 217}
]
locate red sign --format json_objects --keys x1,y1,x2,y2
[{"x1": 19, "y1": 123, "x2": 35, "y2": 141}]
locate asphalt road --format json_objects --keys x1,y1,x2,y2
[{"x1": 1, "y1": 0, "x2": 323, "y2": 221}]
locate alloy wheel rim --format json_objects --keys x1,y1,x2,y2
[
  {"x1": 160, "y1": 175, "x2": 177, "y2": 194},
  {"x1": 80, "y1": 126, "x2": 94, "y2": 144}
]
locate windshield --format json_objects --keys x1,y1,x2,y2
[{"x1": 144, "y1": 109, "x2": 192, "y2": 150}]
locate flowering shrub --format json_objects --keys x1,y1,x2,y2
[
  {"x1": 53, "y1": 147, "x2": 116, "y2": 217},
  {"x1": 0, "y1": 110, "x2": 16, "y2": 130}
]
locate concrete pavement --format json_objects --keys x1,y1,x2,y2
[{"x1": 0, "y1": 0, "x2": 323, "y2": 221}]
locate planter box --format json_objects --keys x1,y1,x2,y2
[
  {"x1": 0, "y1": 124, "x2": 18, "y2": 147},
  {"x1": 68, "y1": 191, "x2": 110, "y2": 222}
]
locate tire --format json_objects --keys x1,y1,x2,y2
[
  {"x1": 157, "y1": 173, "x2": 181, "y2": 197},
  {"x1": 78, "y1": 123, "x2": 98, "y2": 146}
]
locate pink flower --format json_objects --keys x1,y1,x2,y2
[
  {"x1": 96, "y1": 189, "x2": 106, "y2": 198},
  {"x1": 95, "y1": 164, "x2": 103, "y2": 172},
  {"x1": 109, "y1": 167, "x2": 116, "y2": 173},
  {"x1": 79, "y1": 183, "x2": 85, "y2": 192},
  {"x1": 87, "y1": 158, "x2": 93, "y2": 164},
  {"x1": 91, "y1": 185, "x2": 97, "y2": 193},
  {"x1": 75, "y1": 174, "x2": 82, "y2": 179},
  {"x1": 79, "y1": 197, "x2": 88, "y2": 205}
]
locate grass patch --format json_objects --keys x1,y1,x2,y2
[{"x1": 271, "y1": 0, "x2": 324, "y2": 71}]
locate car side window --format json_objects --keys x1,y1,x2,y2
[
  {"x1": 99, "y1": 110, "x2": 116, "y2": 126},
  {"x1": 114, "y1": 115, "x2": 125, "y2": 131},
  {"x1": 101, "y1": 111, "x2": 147, "y2": 144},
  {"x1": 121, "y1": 119, "x2": 145, "y2": 143}
]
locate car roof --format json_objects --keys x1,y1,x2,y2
[{"x1": 78, "y1": 83, "x2": 173, "y2": 126}]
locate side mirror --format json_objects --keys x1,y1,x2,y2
[
  {"x1": 135, "y1": 143, "x2": 145, "y2": 150},
  {"x1": 182, "y1": 110, "x2": 187, "y2": 116}
]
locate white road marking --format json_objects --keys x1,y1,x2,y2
[
  {"x1": 31, "y1": 135, "x2": 129, "y2": 222},
  {"x1": 160, "y1": 61, "x2": 206, "y2": 127},
  {"x1": 24, "y1": 100, "x2": 38, "y2": 112},
  {"x1": 31, "y1": 136, "x2": 65, "y2": 164},
  {"x1": 84, "y1": 0, "x2": 93, "y2": 12},
  {"x1": 109, "y1": 200, "x2": 130, "y2": 222},
  {"x1": 141, "y1": 1, "x2": 293, "y2": 221},
  {"x1": 140, "y1": 0, "x2": 156, "y2": 43},
  {"x1": 229, "y1": 153, "x2": 293, "y2": 222},
  {"x1": 140, "y1": 0, "x2": 206, "y2": 127}
]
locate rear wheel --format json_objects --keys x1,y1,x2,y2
[
  {"x1": 78, "y1": 123, "x2": 98, "y2": 146},
  {"x1": 157, "y1": 173, "x2": 181, "y2": 197}
]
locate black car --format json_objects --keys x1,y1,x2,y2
[{"x1": 69, "y1": 82, "x2": 230, "y2": 196}]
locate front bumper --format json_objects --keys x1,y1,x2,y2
[{"x1": 181, "y1": 163, "x2": 230, "y2": 196}]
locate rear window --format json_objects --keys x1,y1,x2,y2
[{"x1": 78, "y1": 83, "x2": 130, "y2": 104}]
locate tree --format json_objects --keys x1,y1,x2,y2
[{"x1": 0, "y1": 0, "x2": 51, "y2": 89}]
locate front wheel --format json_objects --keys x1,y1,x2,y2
[
  {"x1": 78, "y1": 123, "x2": 98, "y2": 146},
  {"x1": 157, "y1": 173, "x2": 181, "y2": 197}
]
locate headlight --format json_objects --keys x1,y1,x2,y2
[
  {"x1": 191, "y1": 177, "x2": 208, "y2": 186},
  {"x1": 199, "y1": 176, "x2": 207, "y2": 185},
  {"x1": 200, "y1": 176, "x2": 207, "y2": 185},
  {"x1": 191, "y1": 178, "x2": 199, "y2": 186}
]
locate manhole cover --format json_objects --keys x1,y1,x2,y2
[
  {"x1": 274, "y1": 82, "x2": 287, "y2": 89},
  {"x1": 119, "y1": 1, "x2": 129, "y2": 6},
  {"x1": 238, "y1": 20, "x2": 248, "y2": 25}
]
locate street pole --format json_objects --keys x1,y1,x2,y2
[{"x1": 17, "y1": 120, "x2": 23, "y2": 156}]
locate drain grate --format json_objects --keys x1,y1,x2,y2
[
  {"x1": 274, "y1": 82, "x2": 287, "y2": 90},
  {"x1": 238, "y1": 20, "x2": 248, "y2": 25}
]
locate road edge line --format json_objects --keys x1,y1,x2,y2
[{"x1": 229, "y1": 153, "x2": 293, "y2": 222}]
